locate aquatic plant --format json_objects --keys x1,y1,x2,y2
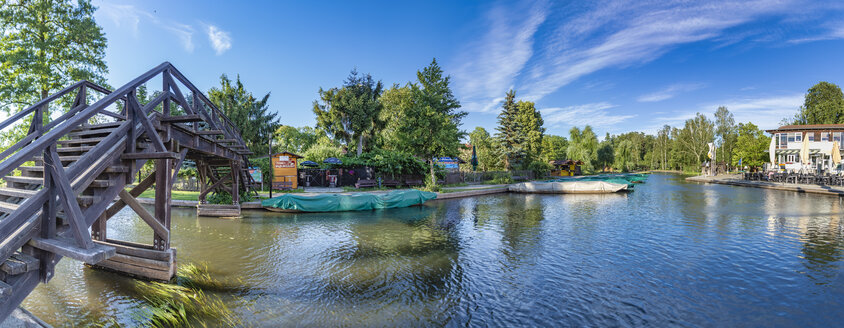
[{"x1": 131, "y1": 263, "x2": 244, "y2": 327}]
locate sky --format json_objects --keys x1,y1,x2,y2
[{"x1": 93, "y1": 0, "x2": 844, "y2": 139}]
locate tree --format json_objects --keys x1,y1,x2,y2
[
  {"x1": 613, "y1": 140, "x2": 634, "y2": 172},
  {"x1": 566, "y1": 126, "x2": 599, "y2": 173},
  {"x1": 732, "y1": 122, "x2": 770, "y2": 168},
  {"x1": 274, "y1": 125, "x2": 319, "y2": 154},
  {"x1": 516, "y1": 100, "x2": 545, "y2": 164},
  {"x1": 313, "y1": 69, "x2": 384, "y2": 156},
  {"x1": 208, "y1": 74, "x2": 279, "y2": 155},
  {"x1": 468, "y1": 127, "x2": 502, "y2": 171},
  {"x1": 303, "y1": 136, "x2": 343, "y2": 164},
  {"x1": 714, "y1": 106, "x2": 737, "y2": 166},
  {"x1": 541, "y1": 135, "x2": 567, "y2": 162},
  {"x1": 596, "y1": 141, "x2": 614, "y2": 172},
  {"x1": 0, "y1": 0, "x2": 108, "y2": 114},
  {"x1": 383, "y1": 58, "x2": 465, "y2": 186},
  {"x1": 675, "y1": 113, "x2": 715, "y2": 167},
  {"x1": 654, "y1": 125, "x2": 672, "y2": 170},
  {"x1": 790, "y1": 82, "x2": 844, "y2": 125},
  {"x1": 496, "y1": 89, "x2": 525, "y2": 169}
]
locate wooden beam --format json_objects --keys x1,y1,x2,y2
[
  {"x1": 47, "y1": 147, "x2": 94, "y2": 249},
  {"x1": 195, "y1": 130, "x2": 224, "y2": 135},
  {"x1": 106, "y1": 172, "x2": 155, "y2": 219},
  {"x1": 118, "y1": 190, "x2": 169, "y2": 238},
  {"x1": 122, "y1": 152, "x2": 179, "y2": 160},
  {"x1": 160, "y1": 114, "x2": 201, "y2": 123},
  {"x1": 170, "y1": 148, "x2": 188, "y2": 185},
  {"x1": 28, "y1": 237, "x2": 115, "y2": 264},
  {"x1": 128, "y1": 95, "x2": 166, "y2": 152}
]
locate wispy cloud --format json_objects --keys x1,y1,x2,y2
[
  {"x1": 637, "y1": 83, "x2": 705, "y2": 102},
  {"x1": 787, "y1": 22, "x2": 844, "y2": 44},
  {"x1": 453, "y1": 1, "x2": 548, "y2": 112},
  {"x1": 541, "y1": 102, "x2": 635, "y2": 128},
  {"x1": 452, "y1": 0, "x2": 819, "y2": 115},
  {"x1": 98, "y1": 3, "x2": 152, "y2": 36},
  {"x1": 165, "y1": 23, "x2": 195, "y2": 52},
  {"x1": 655, "y1": 94, "x2": 803, "y2": 130},
  {"x1": 206, "y1": 25, "x2": 232, "y2": 55}
]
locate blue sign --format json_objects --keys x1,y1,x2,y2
[{"x1": 436, "y1": 157, "x2": 459, "y2": 169}]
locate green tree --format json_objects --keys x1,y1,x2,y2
[
  {"x1": 516, "y1": 100, "x2": 545, "y2": 164},
  {"x1": 675, "y1": 113, "x2": 715, "y2": 168},
  {"x1": 0, "y1": 0, "x2": 108, "y2": 113},
  {"x1": 303, "y1": 136, "x2": 343, "y2": 164},
  {"x1": 383, "y1": 58, "x2": 465, "y2": 186},
  {"x1": 613, "y1": 140, "x2": 634, "y2": 172},
  {"x1": 732, "y1": 122, "x2": 770, "y2": 168},
  {"x1": 274, "y1": 125, "x2": 319, "y2": 154},
  {"x1": 566, "y1": 126, "x2": 599, "y2": 173},
  {"x1": 596, "y1": 141, "x2": 614, "y2": 172},
  {"x1": 654, "y1": 125, "x2": 672, "y2": 170},
  {"x1": 790, "y1": 82, "x2": 844, "y2": 125},
  {"x1": 468, "y1": 127, "x2": 502, "y2": 171},
  {"x1": 496, "y1": 90, "x2": 525, "y2": 169},
  {"x1": 541, "y1": 135, "x2": 567, "y2": 162},
  {"x1": 714, "y1": 106, "x2": 737, "y2": 166},
  {"x1": 208, "y1": 74, "x2": 279, "y2": 155},
  {"x1": 313, "y1": 69, "x2": 384, "y2": 156}
]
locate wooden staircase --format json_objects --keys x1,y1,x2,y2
[{"x1": 0, "y1": 62, "x2": 254, "y2": 322}]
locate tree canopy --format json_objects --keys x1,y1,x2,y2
[
  {"x1": 0, "y1": 0, "x2": 107, "y2": 113},
  {"x1": 790, "y1": 81, "x2": 844, "y2": 125},
  {"x1": 732, "y1": 122, "x2": 770, "y2": 168},
  {"x1": 313, "y1": 69, "x2": 384, "y2": 156},
  {"x1": 208, "y1": 74, "x2": 279, "y2": 155}
]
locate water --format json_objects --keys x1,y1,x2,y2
[{"x1": 20, "y1": 174, "x2": 844, "y2": 327}]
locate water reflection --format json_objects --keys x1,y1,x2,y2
[{"x1": 17, "y1": 174, "x2": 844, "y2": 327}]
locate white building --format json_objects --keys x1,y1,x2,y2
[{"x1": 766, "y1": 124, "x2": 844, "y2": 172}]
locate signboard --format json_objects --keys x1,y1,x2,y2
[
  {"x1": 436, "y1": 157, "x2": 459, "y2": 169},
  {"x1": 248, "y1": 167, "x2": 262, "y2": 183},
  {"x1": 275, "y1": 155, "x2": 296, "y2": 168}
]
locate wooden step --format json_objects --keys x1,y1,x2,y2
[
  {"x1": 0, "y1": 252, "x2": 38, "y2": 276},
  {"x1": 66, "y1": 128, "x2": 116, "y2": 138},
  {"x1": 33, "y1": 155, "x2": 82, "y2": 163},
  {"x1": 19, "y1": 165, "x2": 129, "y2": 174},
  {"x1": 73, "y1": 122, "x2": 123, "y2": 131},
  {"x1": 3, "y1": 175, "x2": 112, "y2": 188},
  {"x1": 57, "y1": 146, "x2": 95, "y2": 153},
  {"x1": 0, "y1": 187, "x2": 36, "y2": 198},
  {"x1": 57, "y1": 137, "x2": 105, "y2": 146},
  {"x1": 0, "y1": 201, "x2": 19, "y2": 213},
  {"x1": 160, "y1": 114, "x2": 202, "y2": 123}
]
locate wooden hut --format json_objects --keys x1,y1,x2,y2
[
  {"x1": 550, "y1": 160, "x2": 583, "y2": 177},
  {"x1": 271, "y1": 152, "x2": 303, "y2": 189}
]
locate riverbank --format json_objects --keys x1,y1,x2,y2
[{"x1": 686, "y1": 174, "x2": 844, "y2": 197}]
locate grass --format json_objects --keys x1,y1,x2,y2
[
  {"x1": 130, "y1": 263, "x2": 247, "y2": 327},
  {"x1": 136, "y1": 189, "x2": 201, "y2": 201}
]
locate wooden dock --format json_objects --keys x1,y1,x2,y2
[{"x1": 686, "y1": 174, "x2": 844, "y2": 196}]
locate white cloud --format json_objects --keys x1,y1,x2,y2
[
  {"x1": 655, "y1": 94, "x2": 803, "y2": 130},
  {"x1": 541, "y1": 102, "x2": 635, "y2": 128},
  {"x1": 206, "y1": 25, "x2": 232, "y2": 55},
  {"x1": 452, "y1": 0, "x2": 815, "y2": 113},
  {"x1": 637, "y1": 83, "x2": 705, "y2": 102},
  {"x1": 97, "y1": 2, "x2": 195, "y2": 52},
  {"x1": 787, "y1": 22, "x2": 844, "y2": 44}
]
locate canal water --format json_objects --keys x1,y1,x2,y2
[{"x1": 20, "y1": 174, "x2": 844, "y2": 327}]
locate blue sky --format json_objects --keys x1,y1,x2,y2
[{"x1": 93, "y1": 0, "x2": 844, "y2": 138}]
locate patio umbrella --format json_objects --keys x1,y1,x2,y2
[
  {"x1": 833, "y1": 142, "x2": 841, "y2": 166},
  {"x1": 300, "y1": 160, "x2": 319, "y2": 167},
  {"x1": 800, "y1": 133, "x2": 810, "y2": 166},
  {"x1": 323, "y1": 157, "x2": 342, "y2": 165},
  {"x1": 470, "y1": 145, "x2": 478, "y2": 172},
  {"x1": 769, "y1": 135, "x2": 776, "y2": 167}
]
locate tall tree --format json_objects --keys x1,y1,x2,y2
[
  {"x1": 732, "y1": 122, "x2": 770, "y2": 168},
  {"x1": 714, "y1": 106, "x2": 737, "y2": 166},
  {"x1": 384, "y1": 59, "x2": 465, "y2": 186},
  {"x1": 654, "y1": 125, "x2": 672, "y2": 170},
  {"x1": 496, "y1": 90, "x2": 525, "y2": 169},
  {"x1": 516, "y1": 100, "x2": 545, "y2": 164},
  {"x1": 541, "y1": 135, "x2": 567, "y2": 162},
  {"x1": 313, "y1": 69, "x2": 384, "y2": 155},
  {"x1": 613, "y1": 140, "x2": 634, "y2": 172},
  {"x1": 274, "y1": 125, "x2": 319, "y2": 154},
  {"x1": 566, "y1": 126, "x2": 599, "y2": 173},
  {"x1": 790, "y1": 81, "x2": 844, "y2": 125},
  {"x1": 596, "y1": 140, "x2": 614, "y2": 172},
  {"x1": 0, "y1": 0, "x2": 108, "y2": 114},
  {"x1": 208, "y1": 74, "x2": 279, "y2": 155},
  {"x1": 675, "y1": 113, "x2": 715, "y2": 167},
  {"x1": 468, "y1": 127, "x2": 502, "y2": 171}
]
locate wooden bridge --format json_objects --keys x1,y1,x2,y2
[{"x1": 0, "y1": 62, "x2": 255, "y2": 320}]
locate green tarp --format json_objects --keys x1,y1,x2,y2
[{"x1": 262, "y1": 189, "x2": 438, "y2": 212}]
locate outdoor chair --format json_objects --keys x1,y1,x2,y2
[{"x1": 355, "y1": 179, "x2": 378, "y2": 188}]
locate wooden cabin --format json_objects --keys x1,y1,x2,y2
[
  {"x1": 550, "y1": 160, "x2": 583, "y2": 177},
  {"x1": 271, "y1": 152, "x2": 303, "y2": 189}
]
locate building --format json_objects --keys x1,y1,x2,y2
[
  {"x1": 270, "y1": 152, "x2": 303, "y2": 189},
  {"x1": 766, "y1": 124, "x2": 844, "y2": 172}
]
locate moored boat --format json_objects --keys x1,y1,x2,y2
[{"x1": 508, "y1": 181, "x2": 629, "y2": 194}]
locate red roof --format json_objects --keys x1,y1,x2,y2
[{"x1": 765, "y1": 124, "x2": 844, "y2": 133}]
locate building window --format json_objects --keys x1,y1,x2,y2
[
  {"x1": 835, "y1": 132, "x2": 842, "y2": 142},
  {"x1": 780, "y1": 133, "x2": 788, "y2": 148},
  {"x1": 822, "y1": 132, "x2": 829, "y2": 141},
  {"x1": 808, "y1": 133, "x2": 815, "y2": 141},
  {"x1": 788, "y1": 133, "x2": 795, "y2": 143},
  {"x1": 795, "y1": 133, "x2": 802, "y2": 142},
  {"x1": 787, "y1": 154, "x2": 796, "y2": 163}
]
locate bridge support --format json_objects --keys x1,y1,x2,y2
[{"x1": 195, "y1": 159, "x2": 242, "y2": 217}]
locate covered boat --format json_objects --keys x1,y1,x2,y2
[
  {"x1": 509, "y1": 181, "x2": 628, "y2": 194},
  {"x1": 262, "y1": 189, "x2": 437, "y2": 213}
]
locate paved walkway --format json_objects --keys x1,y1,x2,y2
[{"x1": 686, "y1": 174, "x2": 844, "y2": 196}]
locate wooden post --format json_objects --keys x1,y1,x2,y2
[
  {"x1": 154, "y1": 155, "x2": 172, "y2": 251},
  {"x1": 231, "y1": 161, "x2": 240, "y2": 204}
]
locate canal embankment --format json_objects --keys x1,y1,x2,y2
[{"x1": 686, "y1": 174, "x2": 844, "y2": 196}]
